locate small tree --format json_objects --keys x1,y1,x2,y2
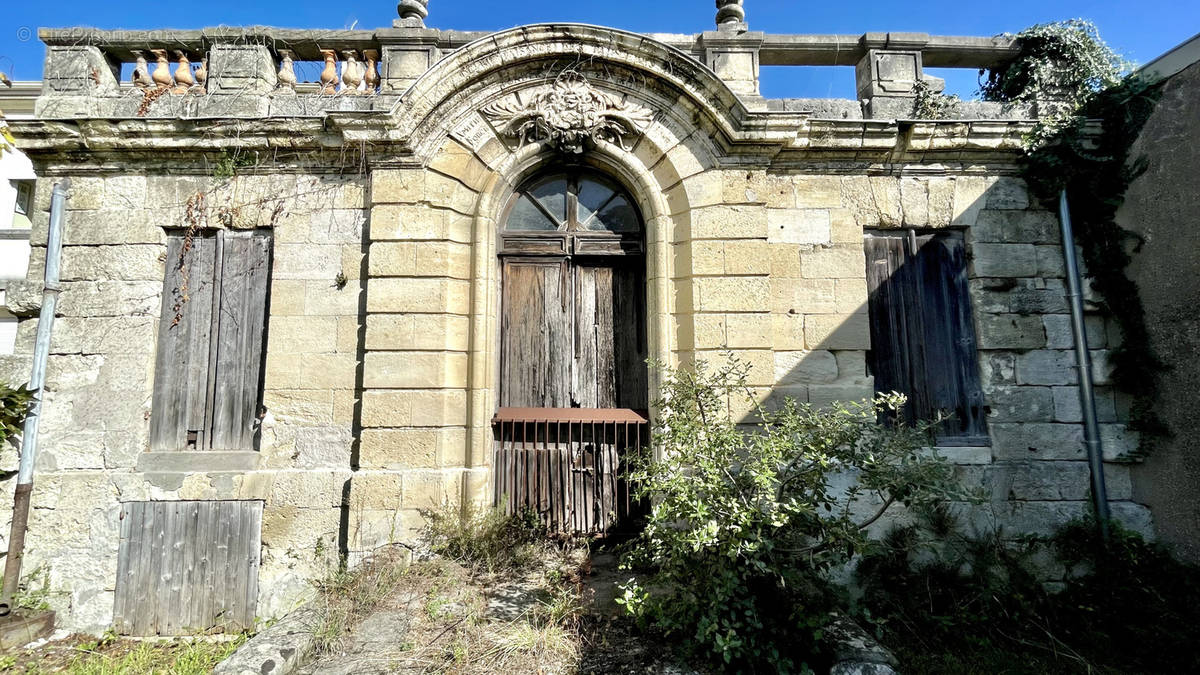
[{"x1": 617, "y1": 358, "x2": 972, "y2": 670}]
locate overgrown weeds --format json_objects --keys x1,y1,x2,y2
[
  {"x1": 310, "y1": 545, "x2": 412, "y2": 654},
  {"x1": 0, "y1": 633, "x2": 245, "y2": 674},
  {"x1": 855, "y1": 507, "x2": 1200, "y2": 673}
]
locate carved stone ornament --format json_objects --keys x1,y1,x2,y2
[{"x1": 482, "y1": 72, "x2": 653, "y2": 154}]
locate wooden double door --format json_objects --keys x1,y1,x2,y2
[{"x1": 499, "y1": 255, "x2": 648, "y2": 411}]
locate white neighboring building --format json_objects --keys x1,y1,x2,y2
[{"x1": 0, "y1": 81, "x2": 38, "y2": 355}]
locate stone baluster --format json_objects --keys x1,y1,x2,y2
[
  {"x1": 341, "y1": 50, "x2": 363, "y2": 94},
  {"x1": 715, "y1": 0, "x2": 745, "y2": 29},
  {"x1": 363, "y1": 49, "x2": 380, "y2": 94},
  {"x1": 172, "y1": 51, "x2": 195, "y2": 94},
  {"x1": 397, "y1": 0, "x2": 429, "y2": 27},
  {"x1": 150, "y1": 49, "x2": 173, "y2": 89},
  {"x1": 194, "y1": 57, "x2": 208, "y2": 92},
  {"x1": 276, "y1": 50, "x2": 297, "y2": 92},
  {"x1": 131, "y1": 50, "x2": 153, "y2": 90},
  {"x1": 319, "y1": 49, "x2": 339, "y2": 95}
]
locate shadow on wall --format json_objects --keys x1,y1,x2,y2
[{"x1": 686, "y1": 179, "x2": 1149, "y2": 540}]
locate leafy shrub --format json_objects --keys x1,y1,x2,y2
[
  {"x1": 856, "y1": 510, "x2": 1200, "y2": 674},
  {"x1": 421, "y1": 502, "x2": 551, "y2": 576},
  {"x1": 1, "y1": 381, "x2": 34, "y2": 445},
  {"x1": 616, "y1": 358, "x2": 972, "y2": 671}
]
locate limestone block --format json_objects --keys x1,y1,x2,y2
[
  {"x1": 971, "y1": 243, "x2": 1037, "y2": 278},
  {"x1": 834, "y1": 278, "x2": 868, "y2": 314},
  {"x1": 262, "y1": 389, "x2": 334, "y2": 425},
  {"x1": 808, "y1": 382, "x2": 874, "y2": 408},
  {"x1": 42, "y1": 46, "x2": 119, "y2": 98},
  {"x1": 768, "y1": 244, "x2": 802, "y2": 278},
  {"x1": 55, "y1": 281, "x2": 161, "y2": 318},
  {"x1": 293, "y1": 426, "x2": 354, "y2": 469},
  {"x1": 1016, "y1": 350, "x2": 1076, "y2": 386},
  {"x1": 297, "y1": 354, "x2": 358, "y2": 390},
  {"x1": 44, "y1": 316, "x2": 156, "y2": 356},
  {"x1": 401, "y1": 470, "x2": 465, "y2": 511},
  {"x1": 363, "y1": 351, "x2": 468, "y2": 389},
  {"x1": 368, "y1": 241, "x2": 472, "y2": 279},
  {"x1": 359, "y1": 427, "x2": 466, "y2": 470},
  {"x1": 429, "y1": 140, "x2": 490, "y2": 192},
  {"x1": 60, "y1": 245, "x2": 166, "y2": 282},
  {"x1": 49, "y1": 209, "x2": 164, "y2": 246},
  {"x1": 927, "y1": 177, "x2": 955, "y2": 228},
  {"x1": 1109, "y1": 502, "x2": 1153, "y2": 539},
  {"x1": 268, "y1": 470, "x2": 350, "y2": 508},
  {"x1": 829, "y1": 209, "x2": 862, "y2": 243},
  {"x1": 990, "y1": 422, "x2": 1084, "y2": 460},
  {"x1": 308, "y1": 210, "x2": 366, "y2": 245},
  {"x1": 976, "y1": 314, "x2": 1046, "y2": 350},
  {"x1": 266, "y1": 316, "x2": 339, "y2": 354},
  {"x1": 424, "y1": 171, "x2": 480, "y2": 215},
  {"x1": 775, "y1": 350, "x2": 839, "y2": 385},
  {"x1": 772, "y1": 314, "x2": 806, "y2": 350},
  {"x1": 685, "y1": 241, "x2": 725, "y2": 276},
  {"x1": 1042, "y1": 314, "x2": 1106, "y2": 349},
  {"x1": 1035, "y1": 245, "x2": 1066, "y2": 277},
  {"x1": 1100, "y1": 423, "x2": 1140, "y2": 461},
  {"x1": 869, "y1": 177, "x2": 903, "y2": 227},
  {"x1": 690, "y1": 205, "x2": 768, "y2": 239},
  {"x1": 899, "y1": 177, "x2": 929, "y2": 226},
  {"x1": 771, "y1": 278, "x2": 836, "y2": 314},
  {"x1": 979, "y1": 352, "x2": 1017, "y2": 390},
  {"x1": 207, "y1": 44, "x2": 278, "y2": 95},
  {"x1": 1051, "y1": 385, "x2": 1117, "y2": 423},
  {"x1": 722, "y1": 171, "x2": 795, "y2": 208},
  {"x1": 1008, "y1": 281, "x2": 1070, "y2": 315},
  {"x1": 724, "y1": 312, "x2": 771, "y2": 348},
  {"x1": 365, "y1": 314, "x2": 470, "y2": 351},
  {"x1": 794, "y1": 176, "x2": 842, "y2": 209},
  {"x1": 272, "y1": 243, "x2": 343, "y2": 281},
  {"x1": 972, "y1": 210, "x2": 1058, "y2": 244},
  {"x1": 304, "y1": 280, "x2": 361, "y2": 317},
  {"x1": 369, "y1": 204, "x2": 460, "y2": 242},
  {"x1": 360, "y1": 389, "x2": 467, "y2": 427},
  {"x1": 267, "y1": 281, "x2": 303, "y2": 318},
  {"x1": 805, "y1": 313, "x2": 871, "y2": 350},
  {"x1": 722, "y1": 240, "x2": 771, "y2": 275},
  {"x1": 985, "y1": 385, "x2": 1054, "y2": 422},
  {"x1": 366, "y1": 278, "x2": 470, "y2": 314},
  {"x1": 767, "y1": 208, "x2": 831, "y2": 244},
  {"x1": 951, "y1": 176, "x2": 994, "y2": 227},
  {"x1": 985, "y1": 177, "x2": 1031, "y2": 210},
  {"x1": 694, "y1": 277, "x2": 769, "y2": 312},
  {"x1": 801, "y1": 246, "x2": 865, "y2": 279}
]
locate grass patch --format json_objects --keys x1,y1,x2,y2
[
  {"x1": 0, "y1": 634, "x2": 245, "y2": 674},
  {"x1": 309, "y1": 544, "x2": 412, "y2": 654}
]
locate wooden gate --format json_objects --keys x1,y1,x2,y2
[{"x1": 493, "y1": 407, "x2": 648, "y2": 534}]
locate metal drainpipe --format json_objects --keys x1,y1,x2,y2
[
  {"x1": 1058, "y1": 189, "x2": 1111, "y2": 541},
  {"x1": 0, "y1": 178, "x2": 69, "y2": 615}
]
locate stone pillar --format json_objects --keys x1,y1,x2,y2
[
  {"x1": 379, "y1": 35, "x2": 439, "y2": 94},
  {"x1": 35, "y1": 46, "x2": 120, "y2": 117},
  {"x1": 699, "y1": 30, "x2": 764, "y2": 98},
  {"x1": 396, "y1": 0, "x2": 430, "y2": 28},
  {"x1": 204, "y1": 43, "x2": 278, "y2": 116},
  {"x1": 855, "y1": 33, "x2": 945, "y2": 119}
]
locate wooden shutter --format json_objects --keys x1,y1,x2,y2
[
  {"x1": 864, "y1": 231, "x2": 987, "y2": 442},
  {"x1": 574, "y1": 261, "x2": 647, "y2": 409},
  {"x1": 114, "y1": 500, "x2": 262, "y2": 635},
  {"x1": 151, "y1": 230, "x2": 271, "y2": 451}
]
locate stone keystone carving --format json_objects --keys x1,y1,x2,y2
[{"x1": 482, "y1": 72, "x2": 653, "y2": 154}]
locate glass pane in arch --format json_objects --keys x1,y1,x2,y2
[
  {"x1": 576, "y1": 178, "x2": 616, "y2": 226},
  {"x1": 506, "y1": 194, "x2": 558, "y2": 231},
  {"x1": 530, "y1": 178, "x2": 568, "y2": 223},
  {"x1": 587, "y1": 194, "x2": 639, "y2": 232}
]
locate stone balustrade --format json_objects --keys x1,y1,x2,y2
[{"x1": 33, "y1": 26, "x2": 1043, "y2": 120}]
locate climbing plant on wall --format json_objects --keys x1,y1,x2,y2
[
  {"x1": 982, "y1": 20, "x2": 1166, "y2": 454},
  {"x1": 1, "y1": 382, "x2": 34, "y2": 445}
]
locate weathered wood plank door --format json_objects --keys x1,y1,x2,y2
[
  {"x1": 864, "y1": 230, "x2": 987, "y2": 442},
  {"x1": 495, "y1": 170, "x2": 649, "y2": 533}
]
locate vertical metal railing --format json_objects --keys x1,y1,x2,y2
[{"x1": 492, "y1": 408, "x2": 649, "y2": 535}]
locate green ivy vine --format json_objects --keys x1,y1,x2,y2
[
  {"x1": 982, "y1": 20, "x2": 1166, "y2": 455},
  {"x1": 1, "y1": 382, "x2": 34, "y2": 445}
]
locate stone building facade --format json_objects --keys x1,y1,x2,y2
[{"x1": 2, "y1": 6, "x2": 1151, "y2": 632}]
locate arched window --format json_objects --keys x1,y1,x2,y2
[{"x1": 500, "y1": 171, "x2": 643, "y2": 256}]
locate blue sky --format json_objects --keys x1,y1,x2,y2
[{"x1": 2, "y1": 1, "x2": 1197, "y2": 98}]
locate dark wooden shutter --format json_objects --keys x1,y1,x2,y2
[
  {"x1": 864, "y1": 231, "x2": 987, "y2": 442},
  {"x1": 151, "y1": 230, "x2": 271, "y2": 451}
]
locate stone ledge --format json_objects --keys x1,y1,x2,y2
[{"x1": 135, "y1": 451, "x2": 260, "y2": 474}]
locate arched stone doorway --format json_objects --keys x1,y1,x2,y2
[{"x1": 493, "y1": 168, "x2": 649, "y2": 532}]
